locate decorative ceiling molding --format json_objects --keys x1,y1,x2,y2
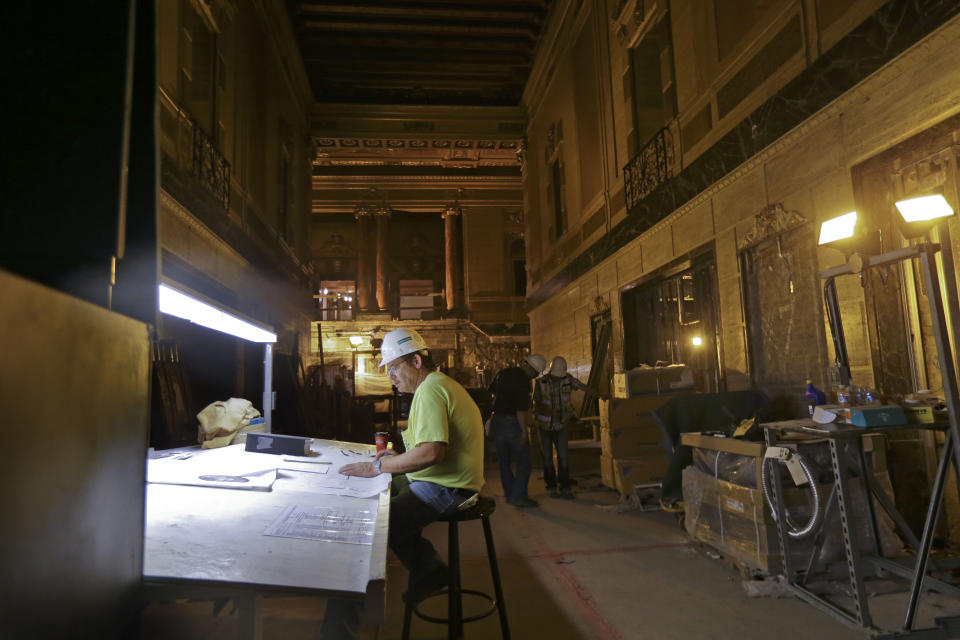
[
  {"x1": 311, "y1": 174, "x2": 522, "y2": 186},
  {"x1": 315, "y1": 137, "x2": 520, "y2": 150}
]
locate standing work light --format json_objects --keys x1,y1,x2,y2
[
  {"x1": 818, "y1": 211, "x2": 860, "y2": 247},
  {"x1": 894, "y1": 193, "x2": 955, "y2": 238}
]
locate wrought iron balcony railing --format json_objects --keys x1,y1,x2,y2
[
  {"x1": 158, "y1": 89, "x2": 230, "y2": 211},
  {"x1": 623, "y1": 126, "x2": 675, "y2": 212},
  {"x1": 187, "y1": 117, "x2": 230, "y2": 211}
]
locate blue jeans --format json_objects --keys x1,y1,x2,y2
[
  {"x1": 491, "y1": 413, "x2": 532, "y2": 502},
  {"x1": 539, "y1": 427, "x2": 570, "y2": 491},
  {"x1": 389, "y1": 475, "x2": 474, "y2": 574},
  {"x1": 323, "y1": 475, "x2": 474, "y2": 639}
]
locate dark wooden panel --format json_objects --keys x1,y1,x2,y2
[{"x1": 0, "y1": 271, "x2": 150, "y2": 638}]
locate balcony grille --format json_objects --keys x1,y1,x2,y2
[
  {"x1": 188, "y1": 118, "x2": 230, "y2": 211},
  {"x1": 623, "y1": 126, "x2": 674, "y2": 212}
]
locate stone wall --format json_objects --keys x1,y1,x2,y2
[{"x1": 526, "y1": 1, "x2": 960, "y2": 408}]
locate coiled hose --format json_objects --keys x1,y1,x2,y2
[{"x1": 760, "y1": 450, "x2": 823, "y2": 539}]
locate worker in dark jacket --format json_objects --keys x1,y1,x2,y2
[
  {"x1": 534, "y1": 356, "x2": 587, "y2": 498},
  {"x1": 487, "y1": 353, "x2": 546, "y2": 508}
]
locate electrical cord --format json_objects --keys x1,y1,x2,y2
[{"x1": 760, "y1": 450, "x2": 823, "y2": 539}]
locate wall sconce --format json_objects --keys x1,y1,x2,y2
[
  {"x1": 894, "y1": 193, "x2": 955, "y2": 238},
  {"x1": 349, "y1": 335, "x2": 364, "y2": 346},
  {"x1": 691, "y1": 336, "x2": 703, "y2": 346}
]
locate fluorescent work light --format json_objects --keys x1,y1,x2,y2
[
  {"x1": 818, "y1": 211, "x2": 859, "y2": 246},
  {"x1": 158, "y1": 284, "x2": 277, "y2": 343},
  {"x1": 894, "y1": 194, "x2": 954, "y2": 223}
]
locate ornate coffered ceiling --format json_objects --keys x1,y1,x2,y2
[{"x1": 286, "y1": 0, "x2": 554, "y2": 107}]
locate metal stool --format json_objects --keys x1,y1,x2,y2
[{"x1": 402, "y1": 495, "x2": 510, "y2": 640}]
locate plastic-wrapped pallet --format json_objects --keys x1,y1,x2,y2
[{"x1": 683, "y1": 466, "x2": 903, "y2": 573}]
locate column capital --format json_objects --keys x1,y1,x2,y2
[{"x1": 441, "y1": 204, "x2": 462, "y2": 219}]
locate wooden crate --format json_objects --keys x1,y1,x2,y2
[
  {"x1": 560, "y1": 439, "x2": 601, "y2": 475},
  {"x1": 611, "y1": 452, "x2": 670, "y2": 496},
  {"x1": 679, "y1": 432, "x2": 764, "y2": 488},
  {"x1": 682, "y1": 466, "x2": 816, "y2": 573}
]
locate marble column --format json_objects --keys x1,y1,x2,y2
[
  {"x1": 354, "y1": 205, "x2": 375, "y2": 312},
  {"x1": 443, "y1": 203, "x2": 465, "y2": 315},
  {"x1": 374, "y1": 205, "x2": 391, "y2": 311}
]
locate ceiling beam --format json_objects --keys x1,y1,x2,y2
[
  {"x1": 296, "y1": 35, "x2": 534, "y2": 53},
  {"x1": 293, "y1": 4, "x2": 545, "y2": 24},
  {"x1": 294, "y1": 19, "x2": 538, "y2": 39}
]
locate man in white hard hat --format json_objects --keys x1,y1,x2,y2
[
  {"x1": 533, "y1": 355, "x2": 587, "y2": 499},
  {"x1": 486, "y1": 353, "x2": 546, "y2": 508},
  {"x1": 340, "y1": 328, "x2": 484, "y2": 606}
]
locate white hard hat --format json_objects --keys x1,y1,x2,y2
[
  {"x1": 549, "y1": 356, "x2": 567, "y2": 377},
  {"x1": 378, "y1": 328, "x2": 429, "y2": 367},
  {"x1": 525, "y1": 353, "x2": 547, "y2": 374}
]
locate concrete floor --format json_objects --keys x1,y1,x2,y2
[{"x1": 142, "y1": 466, "x2": 960, "y2": 639}]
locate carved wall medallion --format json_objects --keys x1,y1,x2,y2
[{"x1": 737, "y1": 203, "x2": 807, "y2": 251}]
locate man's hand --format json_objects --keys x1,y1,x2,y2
[
  {"x1": 516, "y1": 411, "x2": 529, "y2": 444},
  {"x1": 339, "y1": 460, "x2": 379, "y2": 477}
]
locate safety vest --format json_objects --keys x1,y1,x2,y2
[{"x1": 533, "y1": 375, "x2": 575, "y2": 430}]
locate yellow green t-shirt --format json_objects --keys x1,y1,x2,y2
[{"x1": 403, "y1": 371, "x2": 485, "y2": 492}]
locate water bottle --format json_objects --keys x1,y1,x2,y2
[{"x1": 836, "y1": 385, "x2": 851, "y2": 406}]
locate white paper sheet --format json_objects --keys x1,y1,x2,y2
[
  {"x1": 147, "y1": 446, "x2": 279, "y2": 491},
  {"x1": 281, "y1": 461, "x2": 332, "y2": 474},
  {"x1": 264, "y1": 503, "x2": 378, "y2": 545},
  {"x1": 147, "y1": 441, "x2": 392, "y2": 497},
  {"x1": 291, "y1": 441, "x2": 392, "y2": 498}
]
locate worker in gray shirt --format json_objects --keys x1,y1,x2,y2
[{"x1": 534, "y1": 356, "x2": 587, "y2": 499}]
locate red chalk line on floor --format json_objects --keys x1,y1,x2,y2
[
  {"x1": 524, "y1": 541, "x2": 694, "y2": 561},
  {"x1": 512, "y1": 511, "x2": 630, "y2": 640}
]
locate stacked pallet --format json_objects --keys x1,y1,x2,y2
[{"x1": 598, "y1": 395, "x2": 674, "y2": 496}]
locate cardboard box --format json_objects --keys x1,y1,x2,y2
[
  {"x1": 682, "y1": 467, "x2": 815, "y2": 572},
  {"x1": 613, "y1": 366, "x2": 692, "y2": 398},
  {"x1": 612, "y1": 453, "x2": 670, "y2": 496},
  {"x1": 557, "y1": 439, "x2": 601, "y2": 475},
  {"x1": 599, "y1": 395, "x2": 675, "y2": 430},
  {"x1": 847, "y1": 405, "x2": 907, "y2": 427},
  {"x1": 815, "y1": 404, "x2": 907, "y2": 427},
  {"x1": 245, "y1": 432, "x2": 313, "y2": 455},
  {"x1": 903, "y1": 405, "x2": 934, "y2": 424},
  {"x1": 682, "y1": 465, "x2": 902, "y2": 572},
  {"x1": 600, "y1": 425, "x2": 665, "y2": 458},
  {"x1": 601, "y1": 453, "x2": 615, "y2": 489}
]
